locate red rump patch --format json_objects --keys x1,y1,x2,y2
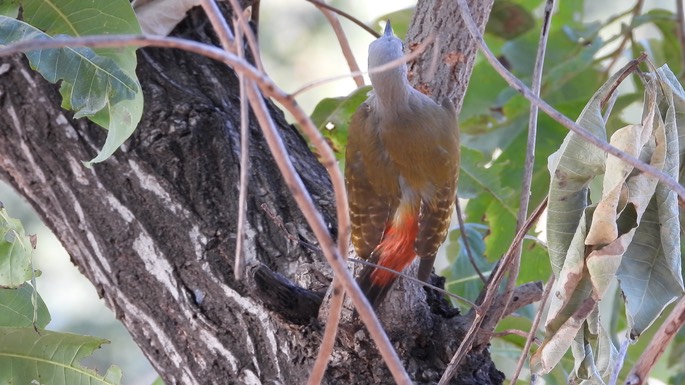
[{"x1": 370, "y1": 211, "x2": 419, "y2": 287}]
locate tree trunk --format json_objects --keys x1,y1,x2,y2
[{"x1": 0, "y1": 2, "x2": 501, "y2": 384}]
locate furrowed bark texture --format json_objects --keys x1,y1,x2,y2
[{"x1": 0, "y1": 1, "x2": 501, "y2": 384}]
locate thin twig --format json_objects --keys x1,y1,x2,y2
[
  {"x1": 488, "y1": 329, "x2": 534, "y2": 339},
  {"x1": 307, "y1": 277, "x2": 344, "y2": 385},
  {"x1": 604, "y1": 0, "x2": 645, "y2": 74},
  {"x1": 225, "y1": 0, "x2": 265, "y2": 72},
  {"x1": 509, "y1": 275, "x2": 555, "y2": 385},
  {"x1": 438, "y1": 197, "x2": 548, "y2": 385},
  {"x1": 350, "y1": 258, "x2": 479, "y2": 308},
  {"x1": 304, "y1": 0, "x2": 379, "y2": 38},
  {"x1": 452, "y1": 0, "x2": 685, "y2": 202},
  {"x1": 291, "y1": 34, "x2": 435, "y2": 97},
  {"x1": 260, "y1": 201, "x2": 481, "y2": 309},
  {"x1": 315, "y1": 0, "x2": 364, "y2": 87},
  {"x1": 454, "y1": 193, "x2": 485, "y2": 283},
  {"x1": 677, "y1": 0, "x2": 685, "y2": 78},
  {"x1": 493, "y1": 0, "x2": 556, "y2": 335},
  {"x1": 233, "y1": 16, "x2": 250, "y2": 280}
]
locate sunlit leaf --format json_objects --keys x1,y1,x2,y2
[
  {"x1": 460, "y1": 147, "x2": 520, "y2": 259},
  {"x1": 373, "y1": 8, "x2": 412, "y2": 39},
  {"x1": 441, "y1": 222, "x2": 491, "y2": 311},
  {"x1": 310, "y1": 86, "x2": 371, "y2": 164}
]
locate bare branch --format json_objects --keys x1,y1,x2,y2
[
  {"x1": 490, "y1": 0, "x2": 556, "y2": 336},
  {"x1": 194, "y1": 3, "x2": 406, "y2": 383},
  {"x1": 509, "y1": 276, "x2": 555, "y2": 385},
  {"x1": 233, "y1": 16, "x2": 250, "y2": 280},
  {"x1": 0, "y1": 27, "x2": 418, "y2": 385},
  {"x1": 304, "y1": 0, "x2": 379, "y2": 38},
  {"x1": 291, "y1": 34, "x2": 435, "y2": 97},
  {"x1": 307, "y1": 278, "x2": 344, "y2": 385},
  {"x1": 439, "y1": 197, "x2": 548, "y2": 385},
  {"x1": 604, "y1": 0, "x2": 645, "y2": 74},
  {"x1": 314, "y1": 1, "x2": 364, "y2": 87},
  {"x1": 350, "y1": 258, "x2": 479, "y2": 309},
  {"x1": 626, "y1": 295, "x2": 685, "y2": 384},
  {"x1": 225, "y1": 0, "x2": 266, "y2": 72}
]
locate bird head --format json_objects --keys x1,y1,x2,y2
[{"x1": 368, "y1": 20, "x2": 405, "y2": 73}]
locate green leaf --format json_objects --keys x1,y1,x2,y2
[
  {"x1": 441, "y1": 222, "x2": 492, "y2": 311},
  {"x1": 459, "y1": 147, "x2": 516, "y2": 208},
  {"x1": 372, "y1": 8, "x2": 412, "y2": 40},
  {"x1": 2, "y1": 19, "x2": 137, "y2": 112},
  {"x1": 0, "y1": 283, "x2": 50, "y2": 328},
  {"x1": 12, "y1": 0, "x2": 143, "y2": 165},
  {"x1": 459, "y1": 147, "x2": 520, "y2": 259},
  {"x1": 634, "y1": 9, "x2": 682, "y2": 75},
  {"x1": 0, "y1": 206, "x2": 34, "y2": 288},
  {"x1": 0, "y1": 328, "x2": 121, "y2": 385},
  {"x1": 23, "y1": 0, "x2": 141, "y2": 72},
  {"x1": 150, "y1": 377, "x2": 166, "y2": 385},
  {"x1": 310, "y1": 86, "x2": 371, "y2": 162},
  {"x1": 486, "y1": 1, "x2": 535, "y2": 40},
  {"x1": 0, "y1": 0, "x2": 18, "y2": 17}
]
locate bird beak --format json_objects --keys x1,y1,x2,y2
[{"x1": 384, "y1": 20, "x2": 394, "y2": 37}]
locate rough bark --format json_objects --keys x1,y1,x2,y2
[{"x1": 0, "y1": 2, "x2": 502, "y2": 385}]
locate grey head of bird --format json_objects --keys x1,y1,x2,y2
[{"x1": 368, "y1": 21, "x2": 407, "y2": 87}]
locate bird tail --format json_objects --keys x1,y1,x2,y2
[{"x1": 357, "y1": 210, "x2": 419, "y2": 308}]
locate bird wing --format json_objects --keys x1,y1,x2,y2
[
  {"x1": 345, "y1": 104, "x2": 397, "y2": 260},
  {"x1": 415, "y1": 97, "x2": 460, "y2": 281},
  {"x1": 415, "y1": 181, "x2": 457, "y2": 281}
]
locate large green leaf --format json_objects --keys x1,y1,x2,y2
[
  {"x1": 310, "y1": 85, "x2": 371, "y2": 163},
  {"x1": 0, "y1": 283, "x2": 50, "y2": 328},
  {"x1": 0, "y1": 328, "x2": 121, "y2": 385},
  {"x1": 3, "y1": 0, "x2": 143, "y2": 165},
  {"x1": 0, "y1": 0, "x2": 18, "y2": 17},
  {"x1": 0, "y1": 205, "x2": 34, "y2": 288},
  {"x1": 0, "y1": 17, "x2": 137, "y2": 116}
]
